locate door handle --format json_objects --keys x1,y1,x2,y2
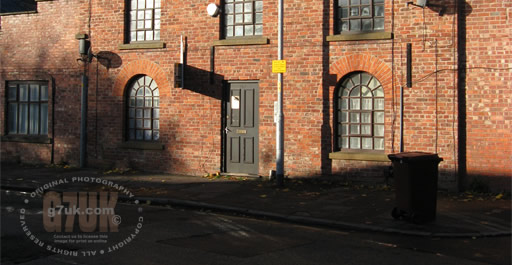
[{"x1": 224, "y1": 127, "x2": 231, "y2": 134}]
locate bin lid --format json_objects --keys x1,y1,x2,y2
[{"x1": 388, "y1": 152, "x2": 443, "y2": 162}]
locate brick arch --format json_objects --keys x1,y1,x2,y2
[
  {"x1": 330, "y1": 53, "x2": 393, "y2": 90},
  {"x1": 113, "y1": 59, "x2": 171, "y2": 97}
]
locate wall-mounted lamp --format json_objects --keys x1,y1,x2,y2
[
  {"x1": 207, "y1": 3, "x2": 221, "y2": 17},
  {"x1": 407, "y1": 0, "x2": 427, "y2": 8},
  {"x1": 407, "y1": 0, "x2": 446, "y2": 16}
]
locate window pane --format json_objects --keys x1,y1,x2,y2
[
  {"x1": 235, "y1": 3, "x2": 243, "y2": 12},
  {"x1": 154, "y1": 30, "x2": 160, "y2": 40},
  {"x1": 129, "y1": 119, "x2": 135, "y2": 128},
  {"x1": 361, "y1": 0, "x2": 370, "y2": 4},
  {"x1": 374, "y1": 98, "x2": 384, "y2": 110},
  {"x1": 375, "y1": 5, "x2": 385, "y2": 17},
  {"x1": 374, "y1": 87, "x2": 384, "y2": 97},
  {"x1": 19, "y1": 103, "x2": 28, "y2": 134},
  {"x1": 153, "y1": 108, "x2": 160, "y2": 118},
  {"x1": 138, "y1": 0, "x2": 145, "y2": 9},
  {"x1": 137, "y1": 31, "x2": 145, "y2": 41},
  {"x1": 146, "y1": 30, "x2": 154, "y2": 41},
  {"x1": 374, "y1": 18, "x2": 384, "y2": 30},
  {"x1": 374, "y1": 125, "x2": 384, "y2": 137},
  {"x1": 146, "y1": 0, "x2": 153, "y2": 8},
  {"x1": 244, "y1": 14, "x2": 253, "y2": 23},
  {"x1": 361, "y1": 112, "x2": 371, "y2": 123},
  {"x1": 8, "y1": 103, "x2": 18, "y2": 134},
  {"x1": 245, "y1": 2, "x2": 252, "y2": 12},
  {"x1": 155, "y1": 0, "x2": 161, "y2": 8},
  {"x1": 144, "y1": 109, "x2": 151, "y2": 118},
  {"x1": 136, "y1": 109, "x2": 143, "y2": 118},
  {"x1": 350, "y1": 98, "x2": 360, "y2": 110},
  {"x1": 144, "y1": 130, "x2": 152, "y2": 140},
  {"x1": 350, "y1": 0, "x2": 360, "y2": 4},
  {"x1": 155, "y1": 20, "x2": 160, "y2": 29},
  {"x1": 340, "y1": 20, "x2": 349, "y2": 31},
  {"x1": 8, "y1": 85, "x2": 17, "y2": 101},
  {"x1": 374, "y1": 111, "x2": 384, "y2": 123},
  {"x1": 144, "y1": 119, "x2": 151, "y2": 128},
  {"x1": 41, "y1": 103, "x2": 48, "y2": 134},
  {"x1": 362, "y1": 138, "x2": 372, "y2": 149},
  {"x1": 255, "y1": 1, "x2": 263, "y2": 12},
  {"x1": 341, "y1": 124, "x2": 348, "y2": 135},
  {"x1": 341, "y1": 137, "x2": 349, "y2": 148},
  {"x1": 155, "y1": 9, "x2": 161, "y2": 19},
  {"x1": 341, "y1": 112, "x2": 348, "y2": 122},
  {"x1": 153, "y1": 131, "x2": 160, "y2": 140},
  {"x1": 361, "y1": 125, "x2": 371, "y2": 135},
  {"x1": 145, "y1": 98, "x2": 152, "y2": 107},
  {"x1": 136, "y1": 119, "x2": 143, "y2": 128},
  {"x1": 350, "y1": 125, "x2": 360, "y2": 134},
  {"x1": 362, "y1": 19, "x2": 372, "y2": 31},
  {"x1": 227, "y1": 15, "x2": 234, "y2": 25},
  {"x1": 235, "y1": 25, "x2": 244, "y2": 36},
  {"x1": 362, "y1": 98, "x2": 372, "y2": 110},
  {"x1": 136, "y1": 98, "x2": 144, "y2": 107},
  {"x1": 29, "y1": 104, "x2": 39, "y2": 134},
  {"x1": 350, "y1": 112, "x2": 360, "y2": 123},
  {"x1": 255, "y1": 25, "x2": 263, "y2": 35},
  {"x1": 350, "y1": 87, "x2": 360, "y2": 96},
  {"x1": 341, "y1": 7, "x2": 349, "y2": 18},
  {"x1": 129, "y1": 130, "x2": 135, "y2": 140},
  {"x1": 136, "y1": 130, "x2": 143, "y2": 140},
  {"x1": 153, "y1": 120, "x2": 159, "y2": 129},
  {"x1": 350, "y1": 137, "x2": 360, "y2": 149},
  {"x1": 145, "y1": 10, "x2": 152, "y2": 19},
  {"x1": 374, "y1": 0, "x2": 384, "y2": 3},
  {"x1": 361, "y1": 6, "x2": 370, "y2": 16},
  {"x1": 350, "y1": 19, "x2": 361, "y2": 31},
  {"x1": 20, "y1": 85, "x2": 28, "y2": 101},
  {"x1": 235, "y1": 14, "x2": 243, "y2": 23},
  {"x1": 145, "y1": 20, "x2": 152, "y2": 28},
  {"x1": 153, "y1": 98, "x2": 160, "y2": 107},
  {"x1": 350, "y1": 7, "x2": 359, "y2": 16},
  {"x1": 131, "y1": 32, "x2": 137, "y2": 42},
  {"x1": 226, "y1": 4, "x2": 233, "y2": 14},
  {"x1": 374, "y1": 138, "x2": 384, "y2": 150},
  {"x1": 256, "y1": 13, "x2": 262, "y2": 23},
  {"x1": 361, "y1": 87, "x2": 371, "y2": 97},
  {"x1": 339, "y1": 0, "x2": 348, "y2": 6},
  {"x1": 29, "y1": 84, "x2": 39, "y2": 99},
  {"x1": 245, "y1": 25, "x2": 254, "y2": 35}
]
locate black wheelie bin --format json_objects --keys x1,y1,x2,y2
[{"x1": 388, "y1": 152, "x2": 443, "y2": 223}]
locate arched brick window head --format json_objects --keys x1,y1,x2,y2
[
  {"x1": 126, "y1": 76, "x2": 160, "y2": 141},
  {"x1": 336, "y1": 72, "x2": 384, "y2": 151}
]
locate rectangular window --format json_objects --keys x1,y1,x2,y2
[
  {"x1": 6, "y1": 81, "x2": 48, "y2": 136},
  {"x1": 336, "y1": 0, "x2": 384, "y2": 33},
  {"x1": 224, "y1": 0, "x2": 263, "y2": 38},
  {"x1": 128, "y1": 0, "x2": 161, "y2": 42}
]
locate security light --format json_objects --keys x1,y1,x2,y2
[{"x1": 207, "y1": 3, "x2": 220, "y2": 17}]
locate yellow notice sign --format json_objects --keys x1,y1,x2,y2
[{"x1": 272, "y1": 60, "x2": 286, "y2": 73}]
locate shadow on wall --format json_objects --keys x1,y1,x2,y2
[
  {"x1": 182, "y1": 64, "x2": 225, "y2": 100},
  {"x1": 96, "y1": 51, "x2": 123, "y2": 70}
]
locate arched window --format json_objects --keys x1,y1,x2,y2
[
  {"x1": 126, "y1": 75, "x2": 160, "y2": 141},
  {"x1": 336, "y1": 72, "x2": 384, "y2": 151}
]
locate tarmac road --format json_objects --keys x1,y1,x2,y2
[{"x1": 1, "y1": 190, "x2": 510, "y2": 265}]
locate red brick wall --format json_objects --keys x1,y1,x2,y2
[{"x1": 1, "y1": 0, "x2": 510, "y2": 191}]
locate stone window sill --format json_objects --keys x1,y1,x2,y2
[
  {"x1": 118, "y1": 41, "x2": 166, "y2": 50},
  {"x1": 329, "y1": 151, "x2": 390, "y2": 162},
  {"x1": 1, "y1": 135, "x2": 52, "y2": 144},
  {"x1": 327, "y1": 32, "x2": 393, "y2": 42},
  {"x1": 213, "y1": 36, "x2": 269, "y2": 46},
  {"x1": 119, "y1": 141, "x2": 165, "y2": 150},
  {"x1": 0, "y1": 11, "x2": 37, "y2": 16}
]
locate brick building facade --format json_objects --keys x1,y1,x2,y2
[{"x1": 1, "y1": 0, "x2": 510, "y2": 191}]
